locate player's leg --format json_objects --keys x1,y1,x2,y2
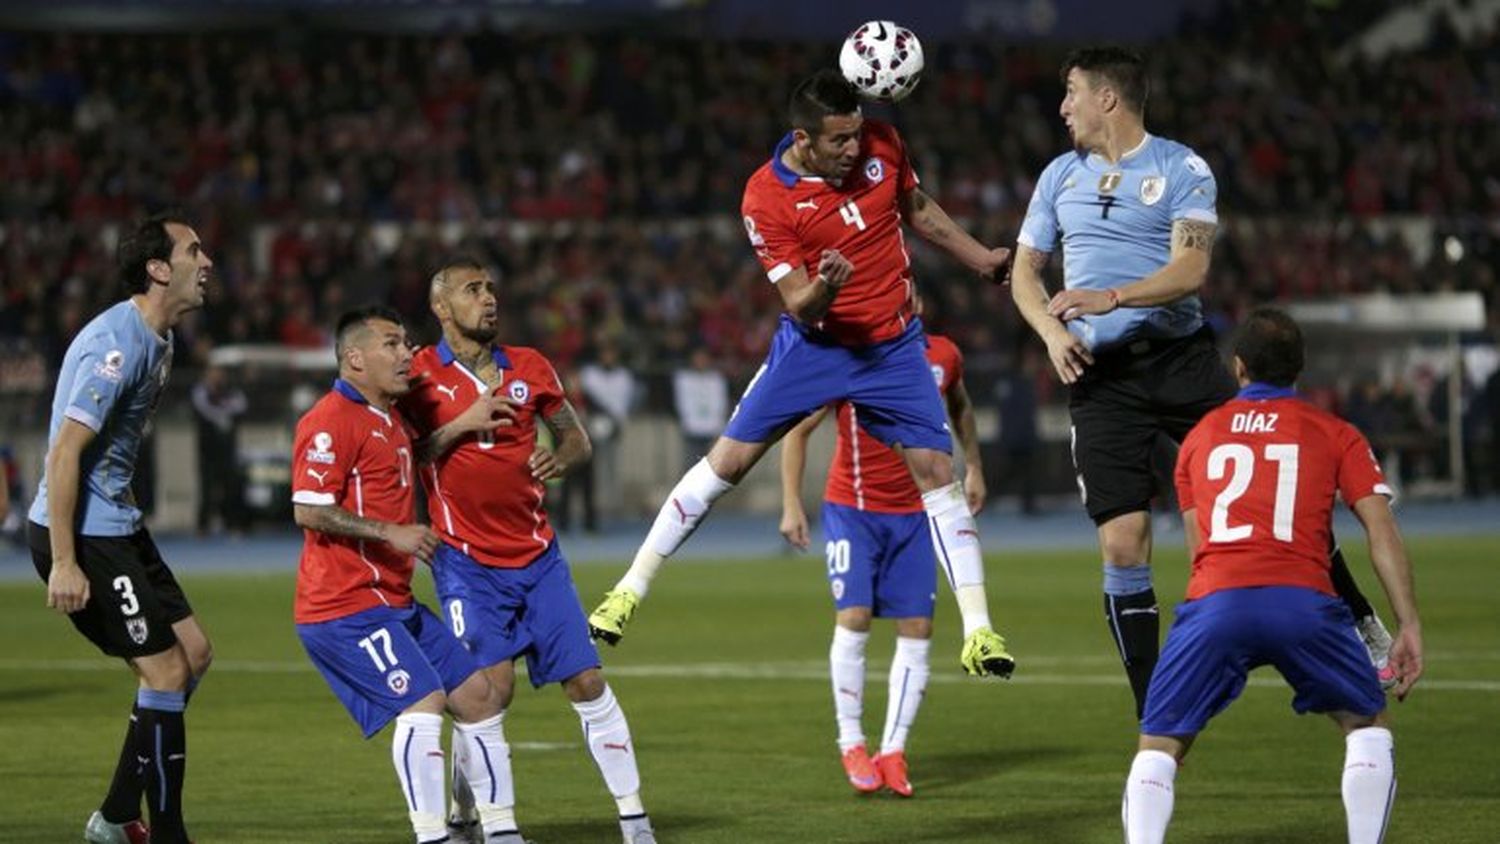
[
  {"x1": 1126, "y1": 589, "x2": 1255, "y2": 844},
  {"x1": 1331, "y1": 711, "x2": 1396, "y2": 844},
  {"x1": 871, "y1": 510, "x2": 937, "y2": 798},
  {"x1": 298, "y1": 608, "x2": 454, "y2": 844},
  {"x1": 561, "y1": 668, "x2": 654, "y2": 842},
  {"x1": 593, "y1": 321, "x2": 848, "y2": 644},
  {"x1": 430, "y1": 544, "x2": 524, "y2": 842},
  {"x1": 820, "y1": 501, "x2": 879, "y2": 790},
  {"x1": 1072, "y1": 375, "x2": 1162, "y2": 718},
  {"x1": 128, "y1": 646, "x2": 194, "y2": 844},
  {"x1": 416, "y1": 599, "x2": 523, "y2": 844},
  {"x1": 1266, "y1": 587, "x2": 1393, "y2": 844}
]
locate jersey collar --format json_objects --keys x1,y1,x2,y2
[
  {"x1": 771, "y1": 133, "x2": 802, "y2": 188},
  {"x1": 332, "y1": 378, "x2": 367, "y2": 404},
  {"x1": 1237, "y1": 382, "x2": 1298, "y2": 400},
  {"x1": 436, "y1": 337, "x2": 512, "y2": 371}
]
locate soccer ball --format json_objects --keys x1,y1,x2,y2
[{"x1": 839, "y1": 20, "x2": 924, "y2": 102}]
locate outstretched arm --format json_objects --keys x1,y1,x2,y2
[
  {"x1": 779, "y1": 405, "x2": 831, "y2": 549},
  {"x1": 901, "y1": 188, "x2": 1011, "y2": 281}
]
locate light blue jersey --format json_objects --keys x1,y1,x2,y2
[
  {"x1": 30, "y1": 300, "x2": 173, "y2": 536},
  {"x1": 1019, "y1": 134, "x2": 1218, "y2": 352}
]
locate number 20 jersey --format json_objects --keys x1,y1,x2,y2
[
  {"x1": 741, "y1": 119, "x2": 921, "y2": 347},
  {"x1": 1174, "y1": 393, "x2": 1391, "y2": 601}
]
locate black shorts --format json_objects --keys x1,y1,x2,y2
[
  {"x1": 1068, "y1": 328, "x2": 1237, "y2": 524},
  {"x1": 29, "y1": 522, "x2": 193, "y2": 659}
]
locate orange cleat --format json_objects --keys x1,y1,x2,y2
[
  {"x1": 841, "y1": 744, "x2": 883, "y2": 793},
  {"x1": 874, "y1": 750, "x2": 913, "y2": 797}
]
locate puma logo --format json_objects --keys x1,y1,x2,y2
[
  {"x1": 603, "y1": 740, "x2": 632, "y2": 753},
  {"x1": 838, "y1": 687, "x2": 860, "y2": 700},
  {"x1": 436, "y1": 384, "x2": 459, "y2": 401},
  {"x1": 371, "y1": 429, "x2": 388, "y2": 442},
  {"x1": 795, "y1": 200, "x2": 820, "y2": 211},
  {"x1": 671, "y1": 498, "x2": 700, "y2": 525},
  {"x1": 306, "y1": 468, "x2": 329, "y2": 484},
  {"x1": 957, "y1": 529, "x2": 979, "y2": 540}
]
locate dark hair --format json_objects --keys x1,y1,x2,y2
[
  {"x1": 334, "y1": 304, "x2": 405, "y2": 364},
  {"x1": 117, "y1": 211, "x2": 192, "y2": 294},
  {"x1": 788, "y1": 69, "x2": 862, "y2": 137},
  {"x1": 1233, "y1": 307, "x2": 1305, "y2": 387},
  {"x1": 1061, "y1": 47, "x2": 1149, "y2": 116}
]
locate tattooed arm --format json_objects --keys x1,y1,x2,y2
[
  {"x1": 901, "y1": 187, "x2": 1012, "y2": 280},
  {"x1": 1112, "y1": 218, "x2": 1216, "y2": 307},
  {"x1": 293, "y1": 504, "x2": 439, "y2": 562},
  {"x1": 529, "y1": 400, "x2": 593, "y2": 482}
]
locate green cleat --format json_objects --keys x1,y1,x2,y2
[
  {"x1": 960, "y1": 627, "x2": 1016, "y2": 678},
  {"x1": 588, "y1": 588, "x2": 641, "y2": 646}
]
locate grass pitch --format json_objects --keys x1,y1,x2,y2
[{"x1": 1, "y1": 536, "x2": 1497, "y2": 843}]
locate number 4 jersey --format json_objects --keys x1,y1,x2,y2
[
  {"x1": 741, "y1": 119, "x2": 920, "y2": 347},
  {"x1": 1174, "y1": 386, "x2": 1392, "y2": 601},
  {"x1": 292, "y1": 379, "x2": 418, "y2": 624}
]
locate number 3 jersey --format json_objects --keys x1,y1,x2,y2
[
  {"x1": 292, "y1": 379, "x2": 418, "y2": 624},
  {"x1": 1174, "y1": 385, "x2": 1392, "y2": 601},
  {"x1": 741, "y1": 119, "x2": 921, "y2": 347},
  {"x1": 399, "y1": 339, "x2": 567, "y2": 569}
]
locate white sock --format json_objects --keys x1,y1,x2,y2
[
  {"x1": 1123, "y1": 749, "x2": 1177, "y2": 844},
  {"x1": 618, "y1": 459, "x2": 735, "y2": 598},
  {"x1": 922, "y1": 482, "x2": 992, "y2": 636},
  {"x1": 392, "y1": 713, "x2": 448, "y2": 843},
  {"x1": 573, "y1": 684, "x2": 644, "y2": 815},
  {"x1": 1343, "y1": 727, "x2": 1396, "y2": 844},
  {"x1": 829, "y1": 626, "x2": 869, "y2": 752},
  {"x1": 449, "y1": 724, "x2": 474, "y2": 821},
  {"x1": 881, "y1": 636, "x2": 931, "y2": 754},
  {"x1": 453, "y1": 713, "x2": 518, "y2": 835}
]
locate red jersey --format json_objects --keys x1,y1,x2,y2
[
  {"x1": 1175, "y1": 390, "x2": 1392, "y2": 600},
  {"x1": 741, "y1": 119, "x2": 921, "y2": 346},
  {"x1": 399, "y1": 339, "x2": 566, "y2": 568},
  {"x1": 825, "y1": 334, "x2": 962, "y2": 514},
  {"x1": 292, "y1": 380, "x2": 418, "y2": 624}
]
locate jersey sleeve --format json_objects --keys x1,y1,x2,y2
[
  {"x1": 1169, "y1": 148, "x2": 1218, "y2": 225},
  {"x1": 1017, "y1": 158, "x2": 1063, "y2": 253},
  {"x1": 1336, "y1": 422, "x2": 1394, "y2": 507},
  {"x1": 291, "y1": 410, "x2": 356, "y2": 507},
  {"x1": 933, "y1": 336, "x2": 964, "y2": 393},
  {"x1": 62, "y1": 331, "x2": 133, "y2": 432},
  {"x1": 1174, "y1": 429, "x2": 1200, "y2": 513},
  {"x1": 532, "y1": 354, "x2": 567, "y2": 419},
  {"x1": 742, "y1": 185, "x2": 802, "y2": 284}
]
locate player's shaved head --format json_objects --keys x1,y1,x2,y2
[
  {"x1": 334, "y1": 304, "x2": 405, "y2": 367},
  {"x1": 429, "y1": 256, "x2": 490, "y2": 306},
  {"x1": 789, "y1": 70, "x2": 862, "y2": 138},
  {"x1": 1233, "y1": 307, "x2": 1305, "y2": 387},
  {"x1": 1062, "y1": 47, "x2": 1149, "y2": 117}
]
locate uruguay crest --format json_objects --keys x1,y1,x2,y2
[{"x1": 1140, "y1": 175, "x2": 1166, "y2": 206}]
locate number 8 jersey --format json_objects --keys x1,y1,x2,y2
[
  {"x1": 292, "y1": 379, "x2": 417, "y2": 624},
  {"x1": 741, "y1": 119, "x2": 920, "y2": 347},
  {"x1": 1174, "y1": 385, "x2": 1393, "y2": 600}
]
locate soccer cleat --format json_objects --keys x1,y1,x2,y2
[
  {"x1": 840, "y1": 744, "x2": 883, "y2": 793},
  {"x1": 83, "y1": 812, "x2": 150, "y2": 844},
  {"x1": 446, "y1": 817, "x2": 482, "y2": 844},
  {"x1": 960, "y1": 627, "x2": 1016, "y2": 678},
  {"x1": 589, "y1": 588, "x2": 641, "y2": 646},
  {"x1": 874, "y1": 750, "x2": 913, "y2": 798},
  {"x1": 1356, "y1": 614, "x2": 1398, "y2": 691}
]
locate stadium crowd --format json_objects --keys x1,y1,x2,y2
[{"x1": 0, "y1": 3, "x2": 1496, "y2": 486}]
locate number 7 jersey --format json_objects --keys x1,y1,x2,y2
[
  {"x1": 1174, "y1": 389, "x2": 1392, "y2": 600},
  {"x1": 741, "y1": 119, "x2": 920, "y2": 346}
]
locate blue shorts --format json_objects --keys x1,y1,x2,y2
[
  {"x1": 432, "y1": 541, "x2": 600, "y2": 689},
  {"x1": 297, "y1": 603, "x2": 481, "y2": 738},
  {"x1": 1141, "y1": 586, "x2": 1386, "y2": 736},
  {"x1": 822, "y1": 502, "x2": 936, "y2": 618},
  {"x1": 723, "y1": 315, "x2": 951, "y2": 452}
]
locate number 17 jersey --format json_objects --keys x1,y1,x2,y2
[{"x1": 741, "y1": 119, "x2": 920, "y2": 347}]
